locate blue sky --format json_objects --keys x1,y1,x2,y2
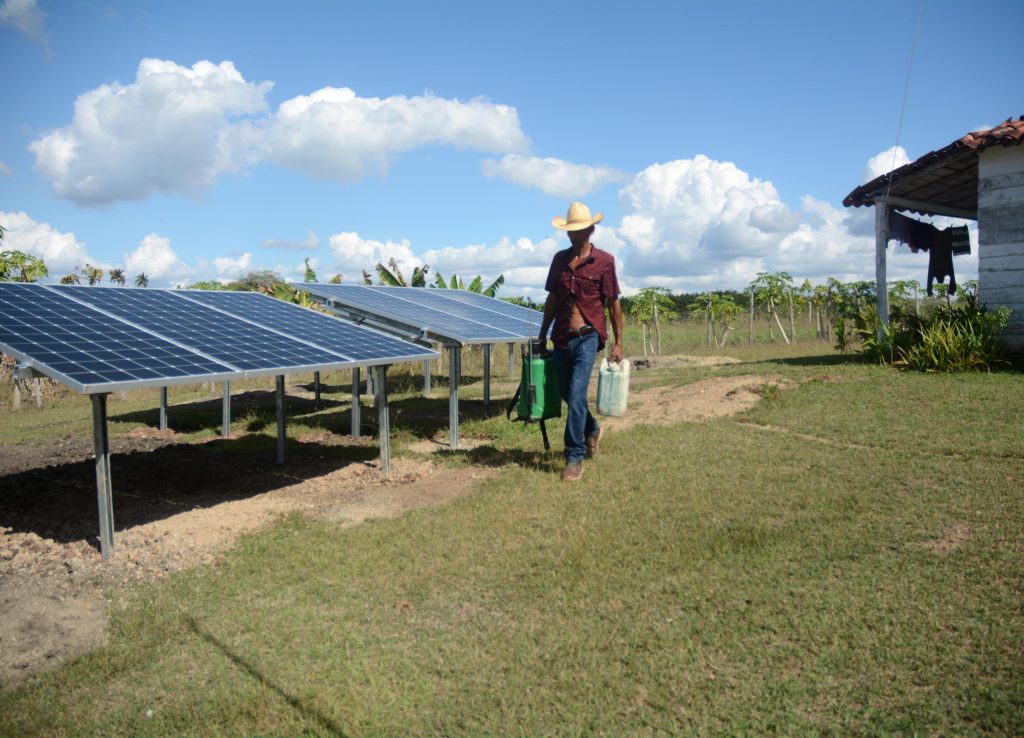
[{"x1": 1, "y1": 0, "x2": 1020, "y2": 298}]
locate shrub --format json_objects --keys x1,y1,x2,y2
[{"x1": 849, "y1": 290, "x2": 1011, "y2": 372}]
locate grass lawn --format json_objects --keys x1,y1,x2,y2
[{"x1": 1, "y1": 336, "x2": 1022, "y2": 736}]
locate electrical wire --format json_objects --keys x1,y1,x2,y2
[{"x1": 885, "y1": 0, "x2": 926, "y2": 200}]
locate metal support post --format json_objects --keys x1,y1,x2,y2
[
  {"x1": 448, "y1": 346, "x2": 460, "y2": 449},
  {"x1": 508, "y1": 343, "x2": 515, "y2": 379},
  {"x1": 483, "y1": 343, "x2": 491, "y2": 406},
  {"x1": 159, "y1": 387, "x2": 168, "y2": 431},
  {"x1": 351, "y1": 367, "x2": 361, "y2": 437},
  {"x1": 375, "y1": 365, "x2": 391, "y2": 472},
  {"x1": 314, "y1": 371, "x2": 321, "y2": 410},
  {"x1": 222, "y1": 381, "x2": 231, "y2": 438},
  {"x1": 423, "y1": 359, "x2": 431, "y2": 393},
  {"x1": 367, "y1": 366, "x2": 376, "y2": 396},
  {"x1": 91, "y1": 394, "x2": 115, "y2": 560},
  {"x1": 275, "y1": 375, "x2": 286, "y2": 465}
]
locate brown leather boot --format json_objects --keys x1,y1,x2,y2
[{"x1": 561, "y1": 462, "x2": 583, "y2": 482}]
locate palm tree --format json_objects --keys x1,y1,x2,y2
[
  {"x1": 109, "y1": 268, "x2": 126, "y2": 286},
  {"x1": 134, "y1": 273, "x2": 149, "y2": 288},
  {"x1": 303, "y1": 257, "x2": 317, "y2": 283},
  {"x1": 81, "y1": 264, "x2": 104, "y2": 285},
  {"x1": 60, "y1": 273, "x2": 81, "y2": 285}
]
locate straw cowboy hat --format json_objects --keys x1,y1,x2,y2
[{"x1": 552, "y1": 201, "x2": 603, "y2": 231}]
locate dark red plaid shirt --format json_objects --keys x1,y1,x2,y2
[{"x1": 544, "y1": 245, "x2": 620, "y2": 349}]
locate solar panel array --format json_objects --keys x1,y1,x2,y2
[
  {"x1": 0, "y1": 284, "x2": 437, "y2": 394},
  {"x1": 0, "y1": 283, "x2": 236, "y2": 393},
  {"x1": 181, "y1": 290, "x2": 430, "y2": 363},
  {"x1": 296, "y1": 284, "x2": 545, "y2": 344}
]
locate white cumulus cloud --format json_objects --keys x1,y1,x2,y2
[
  {"x1": 124, "y1": 233, "x2": 192, "y2": 282},
  {"x1": 603, "y1": 149, "x2": 979, "y2": 294},
  {"x1": 257, "y1": 87, "x2": 529, "y2": 182},
  {"x1": 29, "y1": 62, "x2": 531, "y2": 204},
  {"x1": 862, "y1": 146, "x2": 910, "y2": 183},
  {"x1": 0, "y1": 210, "x2": 91, "y2": 273},
  {"x1": 212, "y1": 252, "x2": 253, "y2": 279},
  {"x1": 615, "y1": 155, "x2": 796, "y2": 286},
  {"x1": 327, "y1": 232, "x2": 421, "y2": 282},
  {"x1": 481, "y1": 154, "x2": 628, "y2": 198},
  {"x1": 29, "y1": 59, "x2": 273, "y2": 205},
  {"x1": 0, "y1": 0, "x2": 47, "y2": 47}
]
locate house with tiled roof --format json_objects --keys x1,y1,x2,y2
[{"x1": 844, "y1": 116, "x2": 1024, "y2": 361}]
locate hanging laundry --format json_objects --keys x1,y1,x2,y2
[
  {"x1": 950, "y1": 226, "x2": 971, "y2": 255},
  {"x1": 887, "y1": 211, "x2": 964, "y2": 295},
  {"x1": 888, "y1": 211, "x2": 936, "y2": 253},
  {"x1": 927, "y1": 233, "x2": 956, "y2": 296}
]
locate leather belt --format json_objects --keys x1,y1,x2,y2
[{"x1": 565, "y1": 325, "x2": 595, "y2": 339}]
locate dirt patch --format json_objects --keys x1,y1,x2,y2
[
  {"x1": 601, "y1": 374, "x2": 794, "y2": 431},
  {"x1": 630, "y1": 354, "x2": 742, "y2": 371},
  {"x1": 0, "y1": 362, "x2": 785, "y2": 690},
  {"x1": 0, "y1": 452, "x2": 493, "y2": 690},
  {"x1": 920, "y1": 523, "x2": 972, "y2": 554}
]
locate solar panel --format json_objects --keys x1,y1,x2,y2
[
  {"x1": 420, "y1": 288, "x2": 545, "y2": 326},
  {"x1": 53, "y1": 285, "x2": 354, "y2": 376},
  {"x1": 297, "y1": 284, "x2": 524, "y2": 344},
  {"x1": 0, "y1": 282, "x2": 236, "y2": 393},
  {"x1": 179, "y1": 289, "x2": 437, "y2": 364},
  {"x1": 361, "y1": 286, "x2": 536, "y2": 336}
]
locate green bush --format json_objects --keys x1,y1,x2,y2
[{"x1": 849, "y1": 291, "x2": 1011, "y2": 372}]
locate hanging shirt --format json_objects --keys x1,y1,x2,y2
[{"x1": 887, "y1": 211, "x2": 964, "y2": 295}]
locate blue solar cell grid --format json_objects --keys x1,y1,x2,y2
[
  {"x1": 180, "y1": 290, "x2": 437, "y2": 364},
  {"x1": 423, "y1": 288, "x2": 546, "y2": 327},
  {"x1": 0, "y1": 283, "x2": 236, "y2": 393},
  {"x1": 362, "y1": 287, "x2": 534, "y2": 336},
  {"x1": 298, "y1": 284, "x2": 523, "y2": 343},
  {"x1": 55, "y1": 285, "x2": 353, "y2": 375}
]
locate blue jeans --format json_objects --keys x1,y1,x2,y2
[{"x1": 553, "y1": 331, "x2": 600, "y2": 464}]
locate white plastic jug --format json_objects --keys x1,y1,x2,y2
[{"x1": 596, "y1": 358, "x2": 630, "y2": 417}]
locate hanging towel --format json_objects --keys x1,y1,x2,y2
[{"x1": 950, "y1": 225, "x2": 971, "y2": 256}]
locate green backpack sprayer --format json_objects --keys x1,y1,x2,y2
[{"x1": 506, "y1": 338, "x2": 561, "y2": 450}]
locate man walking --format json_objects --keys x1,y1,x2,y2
[{"x1": 538, "y1": 202, "x2": 624, "y2": 482}]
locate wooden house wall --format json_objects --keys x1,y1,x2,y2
[{"x1": 978, "y1": 146, "x2": 1024, "y2": 358}]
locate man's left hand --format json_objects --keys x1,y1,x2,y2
[{"x1": 610, "y1": 343, "x2": 623, "y2": 363}]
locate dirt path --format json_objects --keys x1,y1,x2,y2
[{"x1": 1, "y1": 359, "x2": 793, "y2": 689}]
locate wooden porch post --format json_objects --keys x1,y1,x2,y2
[{"x1": 874, "y1": 199, "x2": 890, "y2": 333}]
